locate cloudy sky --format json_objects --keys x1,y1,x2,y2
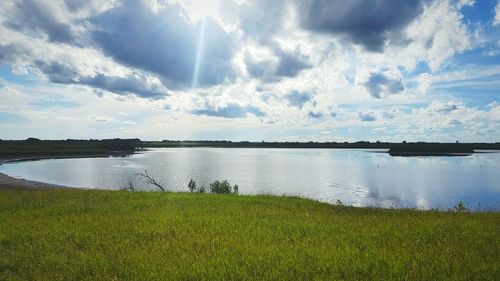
[{"x1": 0, "y1": 0, "x2": 499, "y2": 142}]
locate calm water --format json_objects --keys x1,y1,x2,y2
[{"x1": 1, "y1": 148, "x2": 499, "y2": 209}]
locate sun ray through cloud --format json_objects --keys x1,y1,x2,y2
[{"x1": 191, "y1": 17, "x2": 207, "y2": 88}]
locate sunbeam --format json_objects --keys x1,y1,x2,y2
[{"x1": 191, "y1": 17, "x2": 207, "y2": 88}]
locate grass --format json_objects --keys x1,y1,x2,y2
[{"x1": 0, "y1": 189, "x2": 499, "y2": 281}]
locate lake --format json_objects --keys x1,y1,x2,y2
[{"x1": 1, "y1": 148, "x2": 499, "y2": 210}]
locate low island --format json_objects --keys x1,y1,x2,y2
[{"x1": 387, "y1": 143, "x2": 476, "y2": 156}]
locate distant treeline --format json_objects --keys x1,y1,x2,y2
[
  {"x1": 144, "y1": 140, "x2": 500, "y2": 151},
  {"x1": 0, "y1": 138, "x2": 141, "y2": 156},
  {"x1": 1, "y1": 138, "x2": 499, "y2": 157}
]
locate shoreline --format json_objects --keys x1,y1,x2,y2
[
  {"x1": 0, "y1": 150, "x2": 137, "y2": 164},
  {"x1": 0, "y1": 171, "x2": 68, "y2": 190},
  {"x1": 0, "y1": 152, "x2": 137, "y2": 190}
]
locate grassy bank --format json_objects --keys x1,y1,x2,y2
[{"x1": 0, "y1": 189, "x2": 498, "y2": 280}]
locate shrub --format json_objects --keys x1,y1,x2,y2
[
  {"x1": 185, "y1": 179, "x2": 238, "y2": 194},
  {"x1": 209, "y1": 180, "x2": 238, "y2": 194},
  {"x1": 454, "y1": 201, "x2": 468, "y2": 212},
  {"x1": 188, "y1": 179, "x2": 197, "y2": 192}
]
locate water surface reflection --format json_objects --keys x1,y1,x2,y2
[{"x1": 0, "y1": 148, "x2": 498, "y2": 209}]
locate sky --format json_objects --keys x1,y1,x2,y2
[{"x1": 0, "y1": 0, "x2": 499, "y2": 142}]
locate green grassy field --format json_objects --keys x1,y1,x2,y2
[{"x1": 0, "y1": 189, "x2": 498, "y2": 281}]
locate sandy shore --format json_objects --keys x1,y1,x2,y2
[
  {"x1": 0, "y1": 152, "x2": 139, "y2": 190},
  {"x1": 0, "y1": 171, "x2": 67, "y2": 190},
  {"x1": 0, "y1": 155, "x2": 94, "y2": 190},
  {"x1": 0, "y1": 156, "x2": 70, "y2": 190}
]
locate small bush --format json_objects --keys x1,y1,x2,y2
[
  {"x1": 188, "y1": 179, "x2": 197, "y2": 192},
  {"x1": 454, "y1": 201, "x2": 468, "y2": 212},
  {"x1": 185, "y1": 179, "x2": 238, "y2": 194},
  {"x1": 209, "y1": 180, "x2": 238, "y2": 194}
]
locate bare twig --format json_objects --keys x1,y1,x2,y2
[
  {"x1": 137, "y1": 170, "x2": 166, "y2": 192},
  {"x1": 121, "y1": 180, "x2": 135, "y2": 191}
]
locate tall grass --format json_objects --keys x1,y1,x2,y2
[{"x1": 0, "y1": 189, "x2": 498, "y2": 280}]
